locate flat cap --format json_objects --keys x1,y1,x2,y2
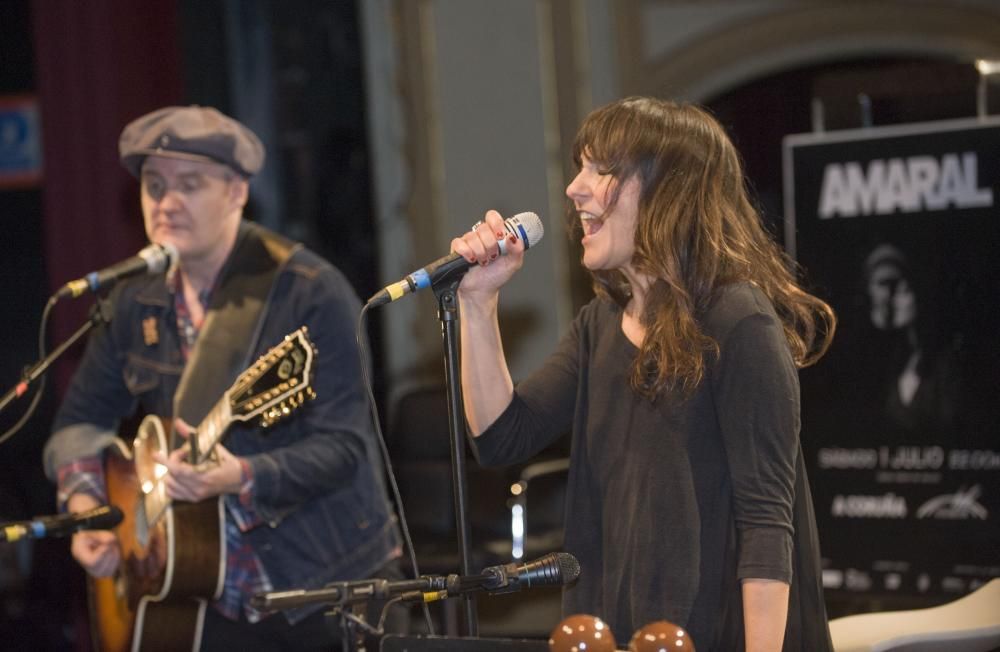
[{"x1": 118, "y1": 105, "x2": 265, "y2": 178}]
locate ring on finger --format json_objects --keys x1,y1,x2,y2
[{"x1": 471, "y1": 220, "x2": 484, "y2": 232}]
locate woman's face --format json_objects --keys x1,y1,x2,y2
[
  {"x1": 868, "y1": 262, "x2": 917, "y2": 330},
  {"x1": 565, "y1": 153, "x2": 641, "y2": 274}
]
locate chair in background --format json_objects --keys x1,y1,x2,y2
[
  {"x1": 477, "y1": 456, "x2": 570, "y2": 640},
  {"x1": 385, "y1": 384, "x2": 516, "y2": 634},
  {"x1": 385, "y1": 384, "x2": 461, "y2": 574},
  {"x1": 829, "y1": 578, "x2": 1000, "y2": 652},
  {"x1": 386, "y1": 384, "x2": 573, "y2": 639}
]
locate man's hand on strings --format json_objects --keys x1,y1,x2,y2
[{"x1": 154, "y1": 418, "x2": 245, "y2": 501}]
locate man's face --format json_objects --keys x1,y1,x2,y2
[{"x1": 140, "y1": 156, "x2": 247, "y2": 266}]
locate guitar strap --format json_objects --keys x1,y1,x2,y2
[{"x1": 171, "y1": 221, "x2": 301, "y2": 450}]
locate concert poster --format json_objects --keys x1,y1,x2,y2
[{"x1": 783, "y1": 117, "x2": 1000, "y2": 598}]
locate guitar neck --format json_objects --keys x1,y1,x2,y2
[{"x1": 189, "y1": 394, "x2": 233, "y2": 465}]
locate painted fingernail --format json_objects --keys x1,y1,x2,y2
[
  {"x1": 508, "y1": 234, "x2": 517, "y2": 243},
  {"x1": 490, "y1": 253, "x2": 498, "y2": 260},
  {"x1": 496, "y1": 231, "x2": 505, "y2": 240}
]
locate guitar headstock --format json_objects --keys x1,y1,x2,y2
[{"x1": 229, "y1": 327, "x2": 317, "y2": 428}]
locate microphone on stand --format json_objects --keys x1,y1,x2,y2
[
  {"x1": 250, "y1": 551, "x2": 580, "y2": 611},
  {"x1": 365, "y1": 211, "x2": 544, "y2": 307},
  {"x1": 0, "y1": 505, "x2": 124, "y2": 543},
  {"x1": 480, "y1": 551, "x2": 581, "y2": 594},
  {"x1": 400, "y1": 552, "x2": 581, "y2": 604},
  {"x1": 56, "y1": 242, "x2": 178, "y2": 300}
]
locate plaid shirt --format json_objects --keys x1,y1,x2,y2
[{"x1": 57, "y1": 270, "x2": 272, "y2": 623}]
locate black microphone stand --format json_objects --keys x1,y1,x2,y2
[
  {"x1": 328, "y1": 599, "x2": 383, "y2": 652},
  {"x1": 255, "y1": 577, "x2": 447, "y2": 652},
  {"x1": 252, "y1": 553, "x2": 579, "y2": 650},
  {"x1": 0, "y1": 297, "x2": 112, "y2": 415},
  {"x1": 259, "y1": 579, "x2": 387, "y2": 652},
  {"x1": 431, "y1": 274, "x2": 479, "y2": 637}
]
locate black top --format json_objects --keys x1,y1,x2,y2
[{"x1": 472, "y1": 283, "x2": 832, "y2": 651}]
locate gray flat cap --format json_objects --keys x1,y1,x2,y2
[{"x1": 118, "y1": 106, "x2": 265, "y2": 178}]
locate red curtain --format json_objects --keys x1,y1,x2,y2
[{"x1": 31, "y1": 0, "x2": 184, "y2": 393}]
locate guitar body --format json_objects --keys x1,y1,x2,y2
[{"x1": 90, "y1": 415, "x2": 225, "y2": 652}]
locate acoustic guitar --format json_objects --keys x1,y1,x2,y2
[{"x1": 90, "y1": 327, "x2": 317, "y2": 652}]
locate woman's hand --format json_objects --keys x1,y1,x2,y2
[{"x1": 452, "y1": 209, "x2": 526, "y2": 301}]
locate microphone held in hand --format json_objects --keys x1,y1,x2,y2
[
  {"x1": 0, "y1": 505, "x2": 124, "y2": 543},
  {"x1": 56, "y1": 242, "x2": 178, "y2": 300},
  {"x1": 366, "y1": 211, "x2": 544, "y2": 307}
]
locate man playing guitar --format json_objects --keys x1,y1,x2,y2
[{"x1": 43, "y1": 106, "x2": 401, "y2": 651}]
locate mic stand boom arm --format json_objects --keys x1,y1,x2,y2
[
  {"x1": 252, "y1": 572, "x2": 501, "y2": 614},
  {"x1": 0, "y1": 297, "x2": 113, "y2": 415}
]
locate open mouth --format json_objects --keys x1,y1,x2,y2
[{"x1": 580, "y1": 211, "x2": 604, "y2": 236}]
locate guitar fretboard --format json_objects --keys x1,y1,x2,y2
[{"x1": 190, "y1": 395, "x2": 233, "y2": 466}]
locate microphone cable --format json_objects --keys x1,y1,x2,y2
[
  {"x1": 0, "y1": 295, "x2": 56, "y2": 447},
  {"x1": 356, "y1": 302, "x2": 435, "y2": 635}
]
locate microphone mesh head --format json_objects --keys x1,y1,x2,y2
[
  {"x1": 141, "y1": 242, "x2": 179, "y2": 274},
  {"x1": 556, "y1": 552, "x2": 581, "y2": 584},
  {"x1": 508, "y1": 211, "x2": 544, "y2": 248}
]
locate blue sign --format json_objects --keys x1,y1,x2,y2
[{"x1": 0, "y1": 97, "x2": 43, "y2": 187}]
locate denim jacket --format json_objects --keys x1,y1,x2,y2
[{"x1": 44, "y1": 223, "x2": 401, "y2": 621}]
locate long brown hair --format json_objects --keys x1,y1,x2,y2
[{"x1": 570, "y1": 97, "x2": 836, "y2": 398}]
